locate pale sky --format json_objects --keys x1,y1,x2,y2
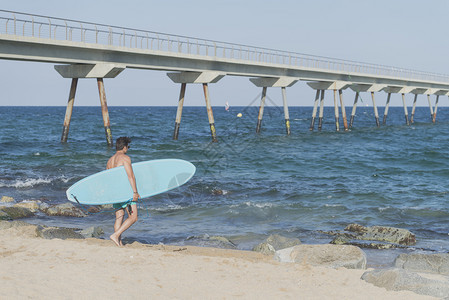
[{"x1": 1, "y1": 0, "x2": 448, "y2": 107}]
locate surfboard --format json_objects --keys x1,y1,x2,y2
[{"x1": 66, "y1": 159, "x2": 196, "y2": 205}]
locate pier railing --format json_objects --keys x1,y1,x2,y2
[{"x1": 1, "y1": 9, "x2": 449, "y2": 84}]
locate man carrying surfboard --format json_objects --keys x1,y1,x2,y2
[{"x1": 107, "y1": 136, "x2": 140, "y2": 246}]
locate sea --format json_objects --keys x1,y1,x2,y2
[{"x1": 1, "y1": 105, "x2": 448, "y2": 268}]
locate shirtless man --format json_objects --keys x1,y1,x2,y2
[{"x1": 107, "y1": 136, "x2": 140, "y2": 246}]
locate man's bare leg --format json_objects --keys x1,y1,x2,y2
[
  {"x1": 110, "y1": 204, "x2": 138, "y2": 246},
  {"x1": 111, "y1": 208, "x2": 125, "y2": 246}
]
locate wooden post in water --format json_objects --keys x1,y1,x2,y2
[
  {"x1": 256, "y1": 87, "x2": 267, "y2": 133},
  {"x1": 281, "y1": 87, "x2": 291, "y2": 135},
  {"x1": 318, "y1": 90, "x2": 325, "y2": 131},
  {"x1": 349, "y1": 92, "x2": 359, "y2": 129},
  {"x1": 371, "y1": 92, "x2": 380, "y2": 127},
  {"x1": 410, "y1": 94, "x2": 418, "y2": 123},
  {"x1": 383, "y1": 92, "x2": 391, "y2": 125},
  {"x1": 97, "y1": 78, "x2": 113, "y2": 146},
  {"x1": 338, "y1": 89, "x2": 348, "y2": 131},
  {"x1": 401, "y1": 93, "x2": 410, "y2": 125},
  {"x1": 310, "y1": 89, "x2": 320, "y2": 131},
  {"x1": 173, "y1": 83, "x2": 186, "y2": 140},
  {"x1": 427, "y1": 94, "x2": 434, "y2": 121},
  {"x1": 433, "y1": 95, "x2": 440, "y2": 123},
  {"x1": 203, "y1": 83, "x2": 218, "y2": 142},
  {"x1": 333, "y1": 90, "x2": 340, "y2": 131},
  {"x1": 61, "y1": 78, "x2": 78, "y2": 143}
]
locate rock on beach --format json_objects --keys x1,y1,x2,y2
[
  {"x1": 13, "y1": 200, "x2": 41, "y2": 213},
  {"x1": 274, "y1": 244, "x2": 367, "y2": 269},
  {"x1": 362, "y1": 253, "x2": 449, "y2": 298},
  {"x1": 1, "y1": 196, "x2": 14, "y2": 203},
  {"x1": 362, "y1": 268, "x2": 449, "y2": 299},
  {"x1": 253, "y1": 234, "x2": 301, "y2": 255},
  {"x1": 43, "y1": 203, "x2": 87, "y2": 218},
  {"x1": 0, "y1": 206, "x2": 34, "y2": 219}
]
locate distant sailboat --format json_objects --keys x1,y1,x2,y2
[{"x1": 225, "y1": 101, "x2": 230, "y2": 111}]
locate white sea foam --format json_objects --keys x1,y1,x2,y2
[
  {"x1": 0, "y1": 175, "x2": 70, "y2": 188},
  {"x1": 234, "y1": 201, "x2": 275, "y2": 209}
]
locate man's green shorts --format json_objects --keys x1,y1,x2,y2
[{"x1": 113, "y1": 200, "x2": 137, "y2": 210}]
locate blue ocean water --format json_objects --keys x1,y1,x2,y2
[{"x1": 1, "y1": 105, "x2": 448, "y2": 267}]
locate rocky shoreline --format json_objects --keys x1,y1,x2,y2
[{"x1": 1, "y1": 196, "x2": 448, "y2": 298}]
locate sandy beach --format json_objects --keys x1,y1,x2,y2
[{"x1": 0, "y1": 224, "x2": 436, "y2": 299}]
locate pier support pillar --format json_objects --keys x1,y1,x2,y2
[
  {"x1": 427, "y1": 94, "x2": 434, "y2": 121},
  {"x1": 310, "y1": 90, "x2": 320, "y2": 131},
  {"x1": 256, "y1": 87, "x2": 267, "y2": 133},
  {"x1": 339, "y1": 90, "x2": 348, "y2": 131},
  {"x1": 333, "y1": 90, "x2": 340, "y2": 131},
  {"x1": 307, "y1": 81, "x2": 352, "y2": 132},
  {"x1": 61, "y1": 78, "x2": 78, "y2": 143},
  {"x1": 433, "y1": 95, "x2": 440, "y2": 123},
  {"x1": 349, "y1": 84, "x2": 386, "y2": 128},
  {"x1": 410, "y1": 94, "x2": 418, "y2": 123},
  {"x1": 173, "y1": 83, "x2": 186, "y2": 140},
  {"x1": 167, "y1": 71, "x2": 224, "y2": 141},
  {"x1": 203, "y1": 83, "x2": 218, "y2": 142},
  {"x1": 371, "y1": 92, "x2": 380, "y2": 127},
  {"x1": 318, "y1": 90, "x2": 325, "y2": 131},
  {"x1": 97, "y1": 78, "x2": 113, "y2": 146},
  {"x1": 249, "y1": 76, "x2": 297, "y2": 135},
  {"x1": 281, "y1": 87, "x2": 291, "y2": 135},
  {"x1": 383, "y1": 93, "x2": 391, "y2": 125},
  {"x1": 349, "y1": 92, "x2": 359, "y2": 129},
  {"x1": 401, "y1": 93, "x2": 410, "y2": 125},
  {"x1": 55, "y1": 63, "x2": 125, "y2": 146}
]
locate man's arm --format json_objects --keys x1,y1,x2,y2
[{"x1": 123, "y1": 156, "x2": 140, "y2": 201}]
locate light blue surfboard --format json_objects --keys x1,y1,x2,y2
[{"x1": 66, "y1": 159, "x2": 196, "y2": 205}]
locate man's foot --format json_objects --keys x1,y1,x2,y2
[{"x1": 110, "y1": 233, "x2": 121, "y2": 247}]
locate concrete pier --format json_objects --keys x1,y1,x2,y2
[
  {"x1": 250, "y1": 76, "x2": 297, "y2": 135},
  {"x1": 167, "y1": 71, "x2": 224, "y2": 141},
  {"x1": 349, "y1": 92, "x2": 359, "y2": 129},
  {"x1": 310, "y1": 90, "x2": 320, "y2": 131},
  {"x1": 97, "y1": 78, "x2": 113, "y2": 146},
  {"x1": 318, "y1": 90, "x2": 325, "y2": 131},
  {"x1": 173, "y1": 83, "x2": 186, "y2": 140},
  {"x1": 256, "y1": 87, "x2": 267, "y2": 133},
  {"x1": 410, "y1": 94, "x2": 418, "y2": 123},
  {"x1": 203, "y1": 83, "x2": 218, "y2": 142},
  {"x1": 61, "y1": 78, "x2": 78, "y2": 143},
  {"x1": 55, "y1": 63, "x2": 124, "y2": 145},
  {"x1": 401, "y1": 93, "x2": 410, "y2": 125},
  {"x1": 427, "y1": 94, "x2": 435, "y2": 121},
  {"x1": 383, "y1": 93, "x2": 391, "y2": 125},
  {"x1": 281, "y1": 87, "x2": 291, "y2": 135},
  {"x1": 371, "y1": 92, "x2": 380, "y2": 127},
  {"x1": 339, "y1": 90, "x2": 348, "y2": 131}
]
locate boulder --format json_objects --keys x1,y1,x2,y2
[
  {"x1": 0, "y1": 206, "x2": 34, "y2": 219},
  {"x1": 80, "y1": 226, "x2": 104, "y2": 238},
  {"x1": 361, "y1": 268, "x2": 449, "y2": 299},
  {"x1": 0, "y1": 210, "x2": 11, "y2": 221},
  {"x1": 345, "y1": 224, "x2": 416, "y2": 246},
  {"x1": 253, "y1": 234, "x2": 301, "y2": 255},
  {"x1": 185, "y1": 234, "x2": 237, "y2": 249},
  {"x1": 274, "y1": 244, "x2": 366, "y2": 269},
  {"x1": 0, "y1": 220, "x2": 35, "y2": 230},
  {"x1": 13, "y1": 200, "x2": 41, "y2": 213},
  {"x1": 43, "y1": 203, "x2": 87, "y2": 218},
  {"x1": 394, "y1": 253, "x2": 449, "y2": 275},
  {"x1": 36, "y1": 225, "x2": 85, "y2": 240},
  {"x1": 1, "y1": 196, "x2": 14, "y2": 203}
]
